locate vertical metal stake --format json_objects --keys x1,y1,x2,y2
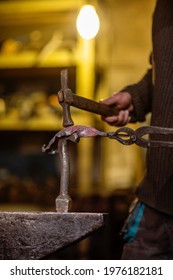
[{"x1": 56, "y1": 139, "x2": 72, "y2": 212}]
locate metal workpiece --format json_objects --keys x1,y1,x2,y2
[
  {"x1": 0, "y1": 212, "x2": 107, "y2": 260},
  {"x1": 42, "y1": 125, "x2": 106, "y2": 154}
]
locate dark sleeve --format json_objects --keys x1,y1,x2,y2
[{"x1": 122, "y1": 67, "x2": 153, "y2": 122}]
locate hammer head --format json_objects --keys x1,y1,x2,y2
[
  {"x1": 58, "y1": 89, "x2": 74, "y2": 127},
  {"x1": 58, "y1": 69, "x2": 74, "y2": 127}
]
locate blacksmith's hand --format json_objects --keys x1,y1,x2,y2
[{"x1": 100, "y1": 91, "x2": 134, "y2": 126}]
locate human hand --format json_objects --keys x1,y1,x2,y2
[{"x1": 100, "y1": 91, "x2": 134, "y2": 126}]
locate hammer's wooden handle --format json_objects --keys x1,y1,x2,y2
[{"x1": 70, "y1": 92, "x2": 119, "y2": 116}]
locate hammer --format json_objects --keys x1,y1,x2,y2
[{"x1": 58, "y1": 69, "x2": 119, "y2": 127}]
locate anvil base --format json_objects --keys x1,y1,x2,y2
[{"x1": 0, "y1": 212, "x2": 107, "y2": 259}]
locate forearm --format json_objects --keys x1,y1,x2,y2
[{"x1": 122, "y1": 68, "x2": 153, "y2": 122}]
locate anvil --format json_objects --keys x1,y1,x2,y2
[{"x1": 0, "y1": 212, "x2": 106, "y2": 260}]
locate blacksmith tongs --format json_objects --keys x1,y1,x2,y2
[{"x1": 108, "y1": 126, "x2": 173, "y2": 148}]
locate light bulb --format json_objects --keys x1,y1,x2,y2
[{"x1": 76, "y1": 5, "x2": 100, "y2": 40}]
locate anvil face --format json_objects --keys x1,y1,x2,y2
[{"x1": 0, "y1": 212, "x2": 107, "y2": 259}]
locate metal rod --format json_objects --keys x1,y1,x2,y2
[
  {"x1": 56, "y1": 139, "x2": 72, "y2": 212},
  {"x1": 59, "y1": 139, "x2": 69, "y2": 197}
]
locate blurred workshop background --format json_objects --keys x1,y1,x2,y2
[{"x1": 0, "y1": 0, "x2": 155, "y2": 259}]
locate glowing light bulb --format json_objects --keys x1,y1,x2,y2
[{"x1": 76, "y1": 5, "x2": 100, "y2": 40}]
